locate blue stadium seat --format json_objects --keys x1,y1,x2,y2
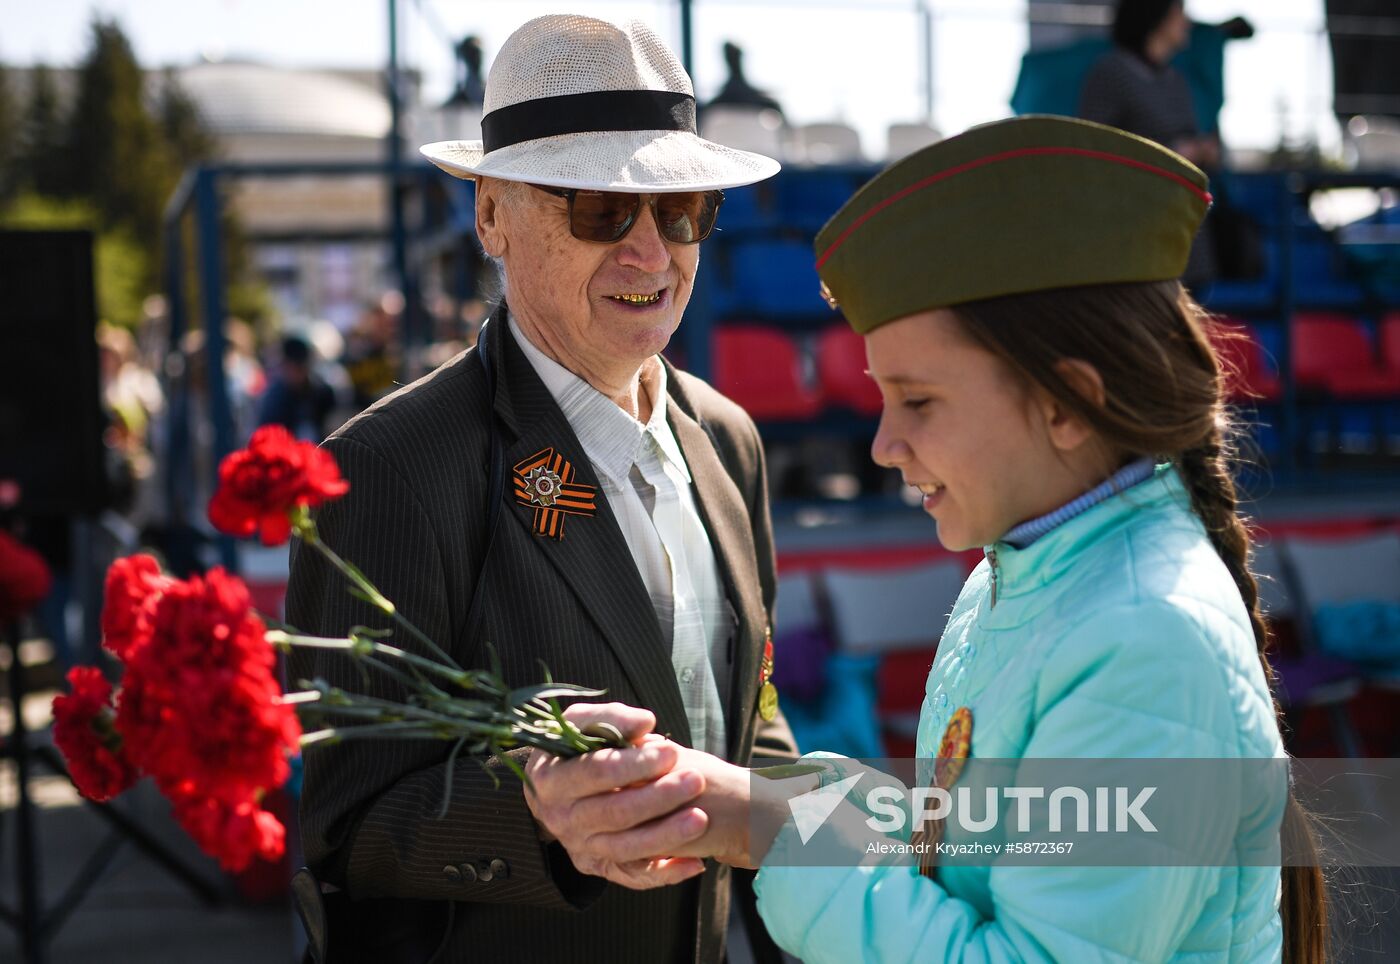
[
  {"x1": 1204, "y1": 239, "x2": 1280, "y2": 313},
  {"x1": 775, "y1": 169, "x2": 864, "y2": 231},
  {"x1": 711, "y1": 239, "x2": 830, "y2": 319},
  {"x1": 1293, "y1": 233, "x2": 1367, "y2": 309},
  {"x1": 713, "y1": 184, "x2": 771, "y2": 234}
]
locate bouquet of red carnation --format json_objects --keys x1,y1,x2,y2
[{"x1": 52, "y1": 426, "x2": 624, "y2": 872}]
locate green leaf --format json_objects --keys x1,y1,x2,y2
[
  {"x1": 506, "y1": 683, "x2": 607, "y2": 706},
  {"x1": 437, "y1": 737, "x2": 467, "y2": 820}
]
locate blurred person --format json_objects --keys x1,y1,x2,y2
[
  {"x1": 97, "y1": 323, "x2": 165, "y2": 454},
  {"x1": 1079, "y1": 0, "x2": 1219, "y2": 286},
  {"x1": 287, "y1": 15, "x2": 794, "y2": 963},
  {"x1": 224, "y1": 317, "x2": 266, "y2": 440},
  {"x1": 446, "y1": 34, "x2": 487, "y2": 108},
  {"x1": 705, "y1": 42, "x2": 784, "y2": 117},
  {"x1": 256, "y1": 334, "x2": 337, "y2": 442},
  {"x1": 307, "y1": 319, "x2": 358, "y2": 429},
  {"x1": 342, "y1": 302, "x2": 400, "y2": 409}
]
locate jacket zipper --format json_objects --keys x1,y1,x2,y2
[{"x1": 987, "y1": 547, "x2": 1000, "y2": 609}]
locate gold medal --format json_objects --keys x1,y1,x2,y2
[{"x1": 759, "y1": 681, "x2": 779, "y2": 721}]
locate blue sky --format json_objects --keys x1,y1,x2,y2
[{"x1": 4, "y1": 0, "x2": 1336, "y2": 156}]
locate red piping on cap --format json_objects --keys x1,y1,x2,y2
[{"x1": 815, "y1": 146, "x2": 1214, "y2": 271}]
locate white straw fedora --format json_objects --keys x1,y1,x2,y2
[{"x1": 419, "y1": 14, "x2": 780, "y2": 193}]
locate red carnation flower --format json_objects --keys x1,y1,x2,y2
[
  {"x1": 0, "y1": 529, "x2": 52, "y2": 622},
  {"x1": 100, "y1": 554, "x2": 172, "y2": 661},
  {"x1": 117, "y1": 568, "x2": 300, "y2": 804},
  {"x1": 169, "y1": 790, "x2": 286, "y2": 872},
  {"x1": 51, "y1": 667, "x2": 138, "y2": 802},
  {"x1": 208, "y1": 425, "x2": 348, "y2": 545}
]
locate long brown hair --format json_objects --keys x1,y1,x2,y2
[{"x1": 951, "y1": 279, "x2": 1327, "y2": 964}]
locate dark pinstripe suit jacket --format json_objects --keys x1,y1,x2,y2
[{"x1": 286, "y1": 308, "x2": 797, "y2": 964}]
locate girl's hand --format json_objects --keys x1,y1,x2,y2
[{"x1": 661, "y1": 747, "x2": 824, "y2": 869}]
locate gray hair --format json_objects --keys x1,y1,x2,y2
[{"x1": 480, "y1": 178, "x2": 530, "y2": 302}]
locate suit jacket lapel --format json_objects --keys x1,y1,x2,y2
[
  {"x1": 664, "y1": 373, "x2": 767, "y2": 762},
  {"x1": 486, "y1": 310, "x2": 692, "y2": 747}
]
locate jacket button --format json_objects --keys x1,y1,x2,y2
[
  {"x1": 459, "y1": 862, "x2": 479, "y2": 883},
  {"x1": 442, "y1": 864, "x2": 462, "y2": 883},
  {"x1": 489, "y1": 858, "x2": 510, "y2": 880}
]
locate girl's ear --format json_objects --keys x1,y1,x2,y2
[
  {"x1": 475, "y1": 177, "x2": 507, "y2": 258},
  {"x1": 1039, "y1": 358, "x2": 1105, "y2": 453}
]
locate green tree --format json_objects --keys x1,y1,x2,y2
[
  {"x1": 63, "y1": 18, "x2": 170, "y2": 243},
  {"x1": 4, "y1": 18, "x2": 269, "y2": 329},
  {"x1": 13, "y1": 64, "x2": 69, "y2": 197},
  {"x1": 0, "y1": 65, "x2": 17, "y2": 201},
  {"x1": 156, "y1": 67, "x2": 217, "y2": 172},
  {"x1": 0, "y1": 194, "x2": 148, "y2": 327}
]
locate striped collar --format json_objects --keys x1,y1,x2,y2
[{"x1": 999, "y1": 457, "x2": 1158, "y2": 549}]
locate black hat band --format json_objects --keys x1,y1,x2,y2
[{"x1": 481, "y1": 90, "x2": 697, "y2": 154}]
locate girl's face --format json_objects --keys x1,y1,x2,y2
[{"x1": 866, "y1": 309, "x2": 1097, "y2": 552}]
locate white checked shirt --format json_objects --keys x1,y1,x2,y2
[{"x1": 510, "y1": 318, "x2": 732, "y2": 756}]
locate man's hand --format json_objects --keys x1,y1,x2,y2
[{"x1": 524, "y1": 703, "x2": 710, "y2": 890}]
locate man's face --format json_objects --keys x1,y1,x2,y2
[{"x1": 478, "y1": 178, "x2": 699, "y2": 374}]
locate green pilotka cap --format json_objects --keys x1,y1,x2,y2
[{"x1": 813, "y1": 115, "x2": 1212, "y2": 334}]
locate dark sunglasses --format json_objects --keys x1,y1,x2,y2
[{"x1": 528, "y1": 184, "x2": 724, "y2": 244}]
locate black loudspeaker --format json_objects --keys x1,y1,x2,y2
[{"x1": 0, "y1": 230, "x2": 109, "y2": 515}]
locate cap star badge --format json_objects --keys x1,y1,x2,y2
[{"x1": 513, "y1": 448, "x2": 597, "y2": 540}]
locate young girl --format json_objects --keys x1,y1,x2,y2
[
  {"x1": 564, "y1": 115, "x2": 1326, "y2": 962},
  {"x1": 751, "y1": 114, "x2": 1327, "y2": 962}
]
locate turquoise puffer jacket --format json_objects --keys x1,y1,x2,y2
[{"x1": 754, "y1": 466, "x2": 1285, "y2": 963}]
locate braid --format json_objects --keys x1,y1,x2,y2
[
  {"x1": 1176, "y1": 419, "x2": 1270, "y2": 661},
  {"x1": 1176, "y1": 417, "x2": 1329, "y2": 964}
]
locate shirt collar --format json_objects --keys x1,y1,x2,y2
[
  {"x1": 1000, "y1": 457, "x2": 1158, "y2": 549},
  {"x1": 508, "y1": 314, "x2": 690, "y2": 486}
]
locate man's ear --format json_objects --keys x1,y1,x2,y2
[
  {"x1": 1037, "y1": 358, "x2": 1105, "y2": 453},
  {"x1": 475, "y1": 177, "x2": 507, "y2": 257}
]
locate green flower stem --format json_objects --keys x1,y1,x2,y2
[
  {"x1": 295, "y1": 515, "x2": 459, "y2": 670},
  {"x1": 300, "y1": 721, "x2": 455, "y2": 746},
  {"x1": 268, "y1": 631, "x2": 478, "y2": 691}
]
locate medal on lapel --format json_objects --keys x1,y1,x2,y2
[
  {"x1": 913, "y1": 706, "x2": 973, "y2": 877},
  {"x1": 513, "y1": 448, "x2": 597, "y2": 540},
  {"x1": 758, "y1": 626, "x2": 778, "y2": 722}
]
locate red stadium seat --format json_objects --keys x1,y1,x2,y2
[
  {"x1": 1292, "y1": 313, "x2": 1400, "y2": 398},
  {"x1": 1382, "y1": 313, "x2": 1400, "y2": 374},
  {"x1": 1208, "y1": 318, "x2": 1281, "y2": 402},
  {"x1": 711, "y1": 326, "x2": 823, "y2": 420},
  {"x1": 816, "y1": 325, "x2": 883, "y2": 416}
]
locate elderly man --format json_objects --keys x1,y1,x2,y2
[{"x1": 286, "y1": 14, "x2": 795, "y2": 964}]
